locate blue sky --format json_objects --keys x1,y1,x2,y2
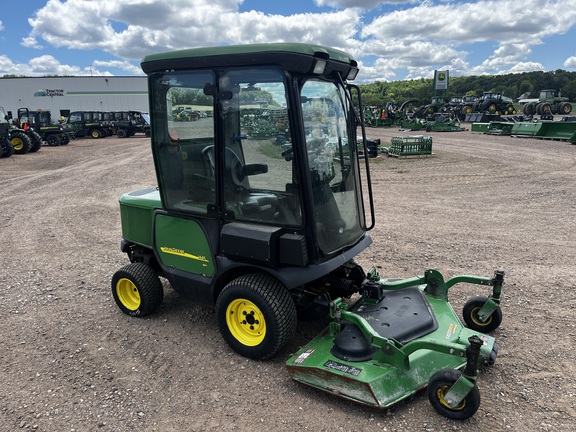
[{"x1": 1, "y1": 0, "x2": 576, "y2": 83}]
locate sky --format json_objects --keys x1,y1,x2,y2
[{"x1": 1, "y1": 0, "x2": 576, "y2": 83}]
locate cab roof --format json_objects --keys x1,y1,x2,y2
[{"x1": 140, "y1": 43, "x2": 358, "y2": 80}]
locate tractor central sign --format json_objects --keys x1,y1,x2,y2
[{"x1": 34, "y1": 89, "x2": 65, "y2": 97}]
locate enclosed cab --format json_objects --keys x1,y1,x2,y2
[{"x1": 114, "y1": 43, "x2": 373, "y2": 360}]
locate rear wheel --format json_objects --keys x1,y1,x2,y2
[
  {"x1": 428, "y1": 369, "x2": 480, "y2": 420},
  {"x1": 46, "y1": 134, "x2": 61, "y2": 146},
  {"x1": 216, "y1": 273, "x2": 297, "y2": 360},
  {"x1": 29, "y1": 131, "x2": 43, "y2": 152},
  {"x1": 11, "y1": 131, "x2": 32, "y2": 154},
  {"x1": 90, "y1": 128, "x2": 102, "y2": 138},
  {"x1": 559, "y1": 102, "x2": 572, "y2": 114},
  {"x1": 117, "y1": 129, "x2": 128, "y2": 138},
  {"x1": 111, "y1": 263, "x2": 163, "y2": 317}
]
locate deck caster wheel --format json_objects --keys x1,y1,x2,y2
[
  {"x1": 462, "y1": 295, "x2": 502, "y2": 333},
  {"x1": 111, "y1": 263, "x2": 163, "y2": 317},
  {"x1": 427, "y1": 369, "x2": 480, "y2": 420}
]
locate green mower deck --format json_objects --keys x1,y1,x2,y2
[{"x1": 287, "y1": 269, "x2": 504, "y2": 419}]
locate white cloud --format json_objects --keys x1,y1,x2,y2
[
  {"x1": 21, "y1": 36, "x2": 43, "y2": 49},
  {"x1": 24, "y1": 0, "x2": 363, "y2": 59},
  {"x1": 507, "y1": 62, "x2": 545, "y2": 74},
  {"x1": 93, "y1": 60, "x2": 142, "y2": 75},
  {"x1": 0, "y1": 54, "x2": 113, "y2": 77},
  {"x1": 10, "y1": 0, "x2": 576, "y2": 80},
  {"x1": 315, "y1": 0, "x2": 416, "y2": 8},
  {"x1": 564, "y1": 56, "x2": 576, "y2": 69}
]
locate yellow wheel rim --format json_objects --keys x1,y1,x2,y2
[
  {"x1": 116, "y1": 278, "x2": 141, "y2": 311},
  {"x1": 437, "y1": 386, "x2": 466, "y2": 411},
  {"x1": 12, "y1": 138, "x2": 24, "y2": 151},
  {"x1": 470, "y1": 306, "x2": 492, "y2": 327},
  {"x1": 226, "y1": 298, "x2": 266, "y2": 346}
]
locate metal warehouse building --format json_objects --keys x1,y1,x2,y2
[{"x1": 0, "y1": 76, "x2": 148, "y2": 120}]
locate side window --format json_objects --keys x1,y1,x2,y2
[{"x1": 151, "y1": 72, "x2": 216, "y2": 215}]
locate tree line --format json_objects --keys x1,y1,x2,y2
[{"x1": 358, "y1": 69, "x2": 576, "y2": 107}]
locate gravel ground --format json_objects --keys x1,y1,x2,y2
[{"x1": 1, "y1": 126, "x2": 575, "y2": 431}]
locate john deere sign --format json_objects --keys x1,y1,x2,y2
[{"x1": 434, "y1": 70, "x2": 449, "y2": 91}]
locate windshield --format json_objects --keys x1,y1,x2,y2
[{"x1": 301, "y1": 79, "x2": 364, "y2": 254}]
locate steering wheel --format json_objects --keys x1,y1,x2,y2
[{"x1": 201, "y1": 145, "x2": 246, "y2": 188}]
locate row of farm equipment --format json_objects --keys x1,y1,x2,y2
[
  {"x1": 1, "y1": 107, "x2": 150, "y2": 158},
  {"x1": 365, "y1": 89, "x2": 573, "y2": 133}
]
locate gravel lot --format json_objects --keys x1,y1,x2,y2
[{"x1": 1, "y1": 126, "x2": 575, "y2": 431}]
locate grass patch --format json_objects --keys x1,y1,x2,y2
[{"x1": 257, "y1": 141, "x2": 284, "y2": 159}]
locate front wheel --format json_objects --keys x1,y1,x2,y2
[
  {"x1": 216, "y1": 273, "x2": 297, "y2": 360},
  {"x1": 462, "y1": 296, "x2": 502, "y2": 333},
  {"x1": 111, "y1": 263, "x2": 163, "y2": 317},
  {"x1": 428, "y1": 369, "x2": 481, "y2": 420}
]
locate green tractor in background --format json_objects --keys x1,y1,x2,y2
[
  {"x1": 521, "y1": 89, "x2": 572, "y2": 116},
  {"x1": 474, "y1": 92, "x2": 516, "y2": 115},
  {"x1": 111, "y1": 43, "x2": 505, "y2": 420},
  {"x1": 1, "y1": 107, "x2": 15, "y2": 158}
]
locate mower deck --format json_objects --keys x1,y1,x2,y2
[{"x1": 287, "y1": 277, "x2": 498, "y2": 410}]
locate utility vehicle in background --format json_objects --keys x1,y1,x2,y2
[
  {"x1": 17, "y1": 108, "x2": 70, "y2": 147},
  {"x1": 111, "y1": 43, "x2": 505, "y2": 420}
]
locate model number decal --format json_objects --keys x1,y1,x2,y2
[
  {"x1": 324, "y1": 360, "x2": 362, "y2": 376},
  {"x1": 445, "y1": 323, "x2": 457, "y2": 339},
  {"x1": 160, "y1": 246, "x2": 209, "y2": 263},
  {"x1": 293, "y1": 349, "x2": 315, "y2": 364}
]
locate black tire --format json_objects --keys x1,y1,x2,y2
[
  {"x1": 111, "y1": 262, "x2": 163, "y2": 317},
  {"x1": 46, "y1": 134, "x2": 61, "y2": 146},
  {"x1": 90, "y1": 128, "x2": 102, "y2": 139},
  {"x1": 11, "y1": 131, "x2": 32, "y2": 154},
  {"x1": 216, "y1": 273, "x2": 297, "y2": 360},
  {"x1": 1, "y1": 139, "x2": 14, "y2": 158},
  {"x1": 523, "y1": 103, "x2": 535, "y2": 115},
  {"x1": 540, "y1": 103, "x2": 552, "y2": 114},
  {"x1": 462, "y1": 296, "x2": 502, "y2": 333},
  {"x1": 116, "y1": 129, "x2": 128, "y2": 138},
  {"x1": 560, "y1": 102, "x2": 572, "y2": 114},
  {"x1": 428, "y1": 369, "x2": 481, "y2": 420},
  {"x1": 29, "y1": 131, "x2": 43, "y2": 152},
  {"x1": 60, "y1": 134, "x2": 70, "y2": 145}
]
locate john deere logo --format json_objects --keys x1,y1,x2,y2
[{"x1": 438, "y1": 72, "x2": 446, "y2": 81}]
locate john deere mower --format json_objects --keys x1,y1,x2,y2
[{"x1": 112, "y1": 43, "x2": 505, "y2": 420}]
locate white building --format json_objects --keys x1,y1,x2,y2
[{"x1": 0, "y1": 76, "x2": 148, "y2": 120}]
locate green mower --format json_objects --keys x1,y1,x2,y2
[{"x1": 112, "y1": 43, "x2": 505, "y2": 420}]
